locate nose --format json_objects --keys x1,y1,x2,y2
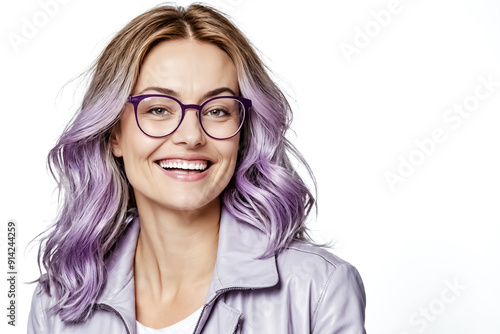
[{"x1": 170, "y1": 108, "x2": 206, "y2": 148}]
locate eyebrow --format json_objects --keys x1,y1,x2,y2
[{"x1": 136, "y1": 86, "x2": 238, "y2": 101}]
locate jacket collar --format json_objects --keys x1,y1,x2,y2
[
  {"x1": 207, "y1": 208, "x2": 279, "y2": 300},
  {"x1": 96, "y1": 207, "x2": 279, "y2": 332}
]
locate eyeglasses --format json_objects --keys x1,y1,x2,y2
[{"x1": 128, "y1": 94, "x2": 251, "y2": 140}]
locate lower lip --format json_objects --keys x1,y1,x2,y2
[{"x1": 156, "y1": 163, "x2": 210, "y2": 182}]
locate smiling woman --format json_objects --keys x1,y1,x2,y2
[{"x1": 28, "y1": 3, "x2": 366, "y2": 333}]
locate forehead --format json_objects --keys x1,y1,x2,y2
[{"x1": 134, "y1": 39, "x2": 239, "y2": 98}]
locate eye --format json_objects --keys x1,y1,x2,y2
[
  {"x1": 204, "y1": 108, "x2": 229, "y2": 118},
  {"x1": 146, "y1": 106, "x2": 172, "y2": 117}
]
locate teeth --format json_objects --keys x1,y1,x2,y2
[{"x1": 159, "y1": 161, "x2": 208, "y2": 171}]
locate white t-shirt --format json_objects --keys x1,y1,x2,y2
[{"x1": 136, "y1": 307, "x2": 203, "y2": 334}]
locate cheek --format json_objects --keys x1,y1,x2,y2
[
  {"x1": 224, "y1": 135, "x2": 240, "y2": 162},
  {"x1": 220, "y1": 136, "x2": 241, "y2": 175},
  {"x1": 118, "y1": 112, "x2": 156, "y2": 172}
]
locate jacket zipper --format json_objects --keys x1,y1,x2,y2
[{"x1": 94, "y1": 303, "x2": 131, "y2": 334}]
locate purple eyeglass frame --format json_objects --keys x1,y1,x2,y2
[{"x1": 127, "y1": 94, "x2": 252, "y2": 140}]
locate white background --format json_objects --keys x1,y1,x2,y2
[{"x1": 1, "y1": 0, "x2": 499, "y2": 333}]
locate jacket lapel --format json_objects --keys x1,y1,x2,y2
[
  {"x1": 209, "y1": 209, "x2": 278, "y2": 294},
  {"x1": 196, "y1": 209, "x2": 279, "y2": 333}
]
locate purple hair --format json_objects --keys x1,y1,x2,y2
[{"x1": 36, "y1": 3, "x2": 317, "y2": 323}]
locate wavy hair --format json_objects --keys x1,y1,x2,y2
[{"x1": 37, "y1": 3, "x2": 317, "y2": 323}]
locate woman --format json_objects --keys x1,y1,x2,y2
[{"x1": 28, "y1": 3, "x2": 366, "y2": 333}]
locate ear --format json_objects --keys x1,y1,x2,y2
[{"x1": 110, "y1": 122, "x2": 123, "y2": 158}]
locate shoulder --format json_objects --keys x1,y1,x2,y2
[
  {"x1": 282, "y1": 241, "x2": 350, "y2": 266},
  {"x1": 276, "y1": 242, "x2": 367, "y2": 333},
  {"x1": 28, "y1": 278, "x2": 54, "y2": 334},
  {"x1": 277, "y1": 241, "x2": 361, "y2": 281}
]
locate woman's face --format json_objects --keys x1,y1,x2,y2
[{"x1": 111, "y1": 39, "x2": 240, "y2": 213}]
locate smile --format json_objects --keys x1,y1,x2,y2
[
  {"x1": 155, "y1": 158, "x2": 212, "y2": 173},
  {"x1": 158, "y1": 159, "x2": 208, "y2": 171},
  {"x1": 155, "y1": 158, "x2": 212, "y2": 182}
]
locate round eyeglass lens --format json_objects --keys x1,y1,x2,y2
[
  {"x1": 136, "y1": 96, "x2": 182, "y2": 137},
  {"x1": 200, "y1": 97, "x2": 244, "y2": 139}
]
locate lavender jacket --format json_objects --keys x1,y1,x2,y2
[{"x1": 28, "y1": 209, "x2": 366, "y2": 333}]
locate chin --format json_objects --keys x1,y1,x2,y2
[{"x1": 160, "y1": 196, "x2": 220, "y2": 213}]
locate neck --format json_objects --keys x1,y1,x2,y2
[{"x1": 133, "y1": 197, "x2": 221, "y2": 300}]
